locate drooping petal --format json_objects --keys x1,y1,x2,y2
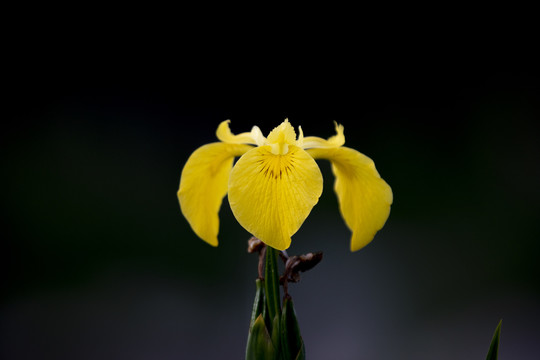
[
  {"x1": 228, "y1": 145, "x2": 323, "y2": 250},
  {"x1": 302, "y1": 121, "x2": 345, "y2": 149},
  {"x1": 216, "y1": 120, "x2": 265, "y2": 145},
  {"x1": 307, "y1": 147, "x2": 393, "y2": 251},
  {"x1": 178, "y1": 142, "x2": 253, "y2": 246}
]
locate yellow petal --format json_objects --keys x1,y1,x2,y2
[
  {"x1": 178, "y1": 142, "x2": 253, "y2": 246},
  {"x1": 216, "y1": 120, "x2": 265, "y2": 145},
  {"x1": 228, "y1": 145, "x2": 323, "y2": 250},
  {"x1": 307, "y1": 147, "x2": 393, "y2": 251},
  {"x1": 302, "y1": 121, "x2": 345, "y2": 149}
]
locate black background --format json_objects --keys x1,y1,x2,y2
[{"x1": 2, "y1": 20, "x2": 539, "y2": 359}]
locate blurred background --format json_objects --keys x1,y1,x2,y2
[{"x1": 2, "y1": 27, "x2": 539, "y2": 359}]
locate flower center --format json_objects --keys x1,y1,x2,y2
[{"x1": 266, "y1": 119, "x2": 297, "y2": 155}]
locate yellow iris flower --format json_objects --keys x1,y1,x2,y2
[{"x1": 178, "y1": 119, "x2": 392, "y2": 252}]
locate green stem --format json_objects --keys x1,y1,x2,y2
[{"x1": 264, "y1": 246, "x2": 282, "y2": 325}]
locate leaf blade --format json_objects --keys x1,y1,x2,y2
[
  {"x1": 246, "y1": 315, "x2": 275, "y2": 360},
  {"x1": 485, "y1": 320, "x2": 502, "y2": 360}
]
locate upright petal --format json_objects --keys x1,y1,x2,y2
[
  {"x1": 228, "y1": 145, "x2": 323, "y2": 250},
  {"x1": 307, "y1": 147, "x2": 393, "y2": 251},
  {"x1": 302, "y1": 121, "x2": 345, "y2": 149},
  {"x1": 178, "y1": 142, "x2": 253, "y2": 246},
  {"x1": 216, "y1": 120, "x2": 265, "y2": 145}
]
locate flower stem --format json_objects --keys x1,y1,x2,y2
[{"x1": 264, "y1": 246, "x2": 282, "y2": 326}]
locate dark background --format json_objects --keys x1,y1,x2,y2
[{"x1": 2, "y1": 27, "x2": 539, "y2": 359}]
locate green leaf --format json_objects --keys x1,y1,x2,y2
[
  {"x1": 294, "y1": 344, "x2": 306, "y2": 360},
  {"x1": 265, "y1": 247, "x2": 282, "y2": 326},
  {"x1": 249, "y1": 279, "x2": 266, "y2": 330},
  {"x1": 485, "y1": 320, "x2": 502, "y2": 360},
  {"x1": 246, "y1": 314, "x2": 276, "y2": 360},
  {"x1": 280, "y1": 296, "x2": 305, "y2": 360},
  {"x1": 271, "y1": 314, "x2": 282, "y2": 359}
]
